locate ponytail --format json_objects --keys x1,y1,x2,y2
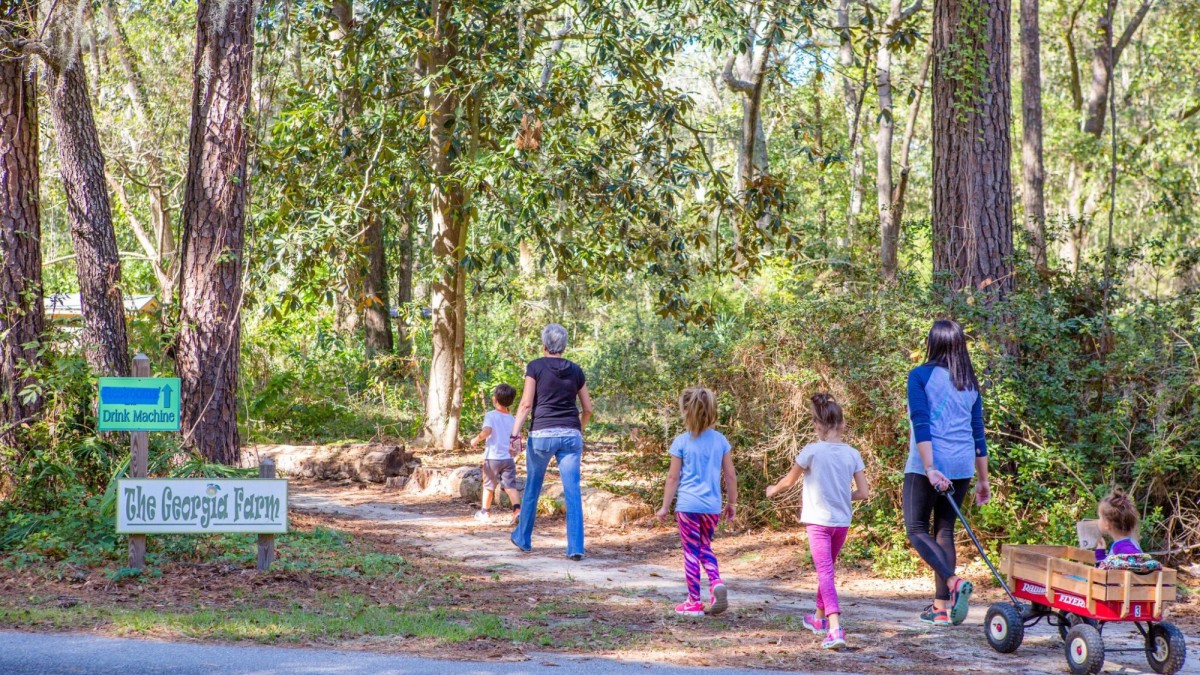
[{"x1": 810, "y1": 392, "x2": 844, "y2": 431}]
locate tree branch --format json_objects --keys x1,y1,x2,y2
[
  {"x1": 0, "y1": 24, "x2": 54, "y2": 65},
  {"x1": 898, "y1": 0, "x2": 924, "y2": 25},
  {"x1": 539, "y1": 17, "x2": 572, "y2": 88},
  {"x1": 1113, "y1": 0, "x2": 1153, "y2": 64},
  {"x1": 1064, "y1": 0, "x2": 1085, "y2": 112},
  {"x1": 721, "y1": 54, "x2": 754, "y2": 94}
]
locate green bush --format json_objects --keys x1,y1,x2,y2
[{"x1": 612, "y1": 258, "x2": 1200, "y2": 564}]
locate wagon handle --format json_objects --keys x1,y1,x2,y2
[{"x1": 938, "y1": 484, "x2": 1023, "y2": 609}]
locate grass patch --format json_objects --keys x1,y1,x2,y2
[{"x1": 0, "y1": 593, "x2": 540, "y2": 644}]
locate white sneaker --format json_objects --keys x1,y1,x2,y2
[{"x1": 473, "y1": 510, "x2": 491, "y2": 522}]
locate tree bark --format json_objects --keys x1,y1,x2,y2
[
  {"x1": 1019, "y1": 0, "x2": 1047, "y2": 269},
  {"x1": 423, "y1": 0, "x2": 467, "y2": 450},
  {"x1": 931, "y1": 0, "x2": 1014, "y2": 303},
  {"x1": 42, "y1": 0, "x2": 130, "y2": 378},
  {"x1": 333, "y1": 0, "x2": 392, "y2": 355},
  {"x1": 0, "y1": 0, "x2": 44, "y2": 439},
  {"x1": 177, "y1": 0, "x2": 255, "y2": 465},
  {"x1": 102, "y1": 0, "x2": 177, "y2": 300}
]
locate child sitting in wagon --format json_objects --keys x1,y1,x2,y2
[{"x1": 1082, "y1": 488, "x2": 1161, "y2": 573}]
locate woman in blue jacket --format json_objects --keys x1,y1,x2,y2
[{"x1": 905, "y1": 319, "x2": 991, "y2": 627}]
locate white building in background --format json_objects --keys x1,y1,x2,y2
[{"x1": 44, "y1": 293, "x2": 159, "y2": 322}]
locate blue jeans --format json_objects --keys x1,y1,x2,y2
[{"x1": 511, "y1": 434, "x2": 584, "y2": 556}]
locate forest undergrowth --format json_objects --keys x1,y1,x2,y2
[{"x1": 4, "y1": 251, "x2": 1200, "y2": 576}]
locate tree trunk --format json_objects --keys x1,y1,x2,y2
[
  {"x1": 177, "y1": 0, "x2": 255, "y2": 465},
  {"x1": 423, "y1": 0, "x2": 467, "y2": 450},
  {"x1": 332, "y1": 0, "x2": 392, "y2": 355},
  {"x1": 361, "y1": 211, "x2": 393, "y2": 355},
  {"x1": 1019, "y1": 0, "x2": 1047, "y2": 269},
  {"x1": 875, "y1": 1, "x2": 898, "y2": 280},
  {"x1": 837, "y1": 0, "x2": 864, "y2": 246},
  {"x1": 1063, "y1": 0, "x2": 1151, "y2": 269},
  {"x1": 0, "y1": 0, "x2": 44, "y2": 439},
  {"x1": 42, "y1": 0, "x2": 130, "y2": 378},
  {"x1": 102, "y1": 0, "x2": 176, "y2": 300},
  {"x1": 722, "y1": 14, "x2": 775, "y2": 264},
  {"x1": 893, "y1": 40, "x2": 931, "y2": 229},
  {"x1": 395, "y1": 209, "x2": 414, "y2": 358},
  {"x1": 931, "y1": 0, "x2": 1014, "y2": 302}
]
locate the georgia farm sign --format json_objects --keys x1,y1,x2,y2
[{"x1": 117, "y1": 479, "x2": 288, "y2": 534}]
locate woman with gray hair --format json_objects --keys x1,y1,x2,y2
[{"x1": 510, "y1": 323, "x2": 593, "y2": 559}]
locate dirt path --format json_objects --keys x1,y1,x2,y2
[{"x1": 291, "y1": 482, "x2": 1200, "y2": 674}]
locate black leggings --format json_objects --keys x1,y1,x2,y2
[{"x1": 903, "y1": 473, "x2": 971, "y2": 601}]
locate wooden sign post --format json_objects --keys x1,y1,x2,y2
[
  {"x1": 128, "y1": 354, "x2": 150, "y2": 569},
  {"x1": 257, "y1": 458, "x2": 276, "y2": 571}
]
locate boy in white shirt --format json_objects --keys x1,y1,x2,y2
[{"x1": 469, "y1": 384, "x2": 521, "y2": 524}]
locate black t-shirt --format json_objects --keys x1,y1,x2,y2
[{"x1": 525, "y1": 357, "x2": 586, "y2": 432}]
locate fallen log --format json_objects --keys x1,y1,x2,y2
[{"x1": 241, "y1": 444, "x2": 415, "y2": 483}]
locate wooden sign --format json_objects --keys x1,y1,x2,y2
[{"x1": 117, "y1": 478, "x2": 288, "y2": 534}]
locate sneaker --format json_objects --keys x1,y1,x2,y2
[
  {"x1": 675, "y1": 600, "x2": 705, "y2": 616},
  {"x1": 509, "y1": 507, "x2": 520, "y2": 526},
  {"x1": 509, "y1": 535, "x2": 531, "y2": 553},
  {"x1": 919, "y1": 604, "x2": 951, "y2": 626},
  {"x1": 949, "y1": 579, "x2": 973, "y2": 626},
  {"x1": 802, "y1": 613, "x2": 828, "y2": 634},
  {"x1": 706, "y1": 582, "x2": 728, "y2": 616},
  {"x1": 567, "y1": 553, "x2": 584, "y2": 561},
  {"x1": 821, "y1": 627, "x2": 847, "y2": 650},
  {"x1": 473, "y1": 510, "x2": 491, "y2": 523}
]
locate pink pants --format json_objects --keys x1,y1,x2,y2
[
  {"x1": 806, "y1": 524, "x2": 849, "y2": 616},
  {"x1": 677, "y1": 512, "x2": 722, "y2": 602}
]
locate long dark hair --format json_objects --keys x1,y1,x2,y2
[{"x1": 925, "y1": 319, "x2": 979, "y2": 391}]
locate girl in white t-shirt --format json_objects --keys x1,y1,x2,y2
[{"x1": 765, "y1": 393, "x2": 869, "y2": 650}]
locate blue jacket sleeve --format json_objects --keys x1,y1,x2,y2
[
  {"x1": 971, "y1": 392, "x2": 988, "y2": 457},
  {"x1": 907, "y1": 367, "x2": 932, "y2": 444}
]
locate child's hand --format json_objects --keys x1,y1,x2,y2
[
  {"x1": 765, "y1": 484, "x2": 779, "y2": 499},
  {"x1": 655, "y1": 507, "x2": 670, "y2": 524},
  {"x1": 724, "y1": 503, "x2": 737, "y2": 520}
]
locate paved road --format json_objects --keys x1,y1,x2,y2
[{"x1": 0, "y1": 631, "x2": 829, "y2": 675}]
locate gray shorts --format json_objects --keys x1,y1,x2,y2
[{"x1": 482, "y1": 459, "x2": 517, "y2": 491}]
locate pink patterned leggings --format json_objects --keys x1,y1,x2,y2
[{"x1": 677, "y1": 512, "x2": 723, "y2": 602}]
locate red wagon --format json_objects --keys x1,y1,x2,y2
[{"x1": 983, "y1": 544, "x2": 1186, "y2": 674}]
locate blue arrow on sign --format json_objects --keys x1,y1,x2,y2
[
  {"x1": 100, "y1": 386, "x2": 161, "y2": 406},
  {"x1": 161, "y1": 384, "x2": 173, "y2": 409}
]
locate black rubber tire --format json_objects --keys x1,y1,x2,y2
[
  {"x1": 1064, "y1": 623, "x2": 1106, "y2": 675},
  {"x1": 985, "y1": 603, "x2": 1025, "y2": 654},
  {"x1": 1146, "y1": 622, "x2": 1188, "y2": 674},
  {"x1": 1058, "y1": 612, "x2": 1100, "y2": 641}
]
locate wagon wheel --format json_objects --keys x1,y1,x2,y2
[
  {"x1": 1064, "y1": 623, "x2": 1105, "y2": 675},
  {"x1": 1057, "y1": 611, "x2": 1100, "y2": 641},
  {"x1": 985, "y1": 603, "x2": 1024, "y2": 654},
  {"x1": 1145, "y1": 622, "x2": 1187, "y2": 674}
]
